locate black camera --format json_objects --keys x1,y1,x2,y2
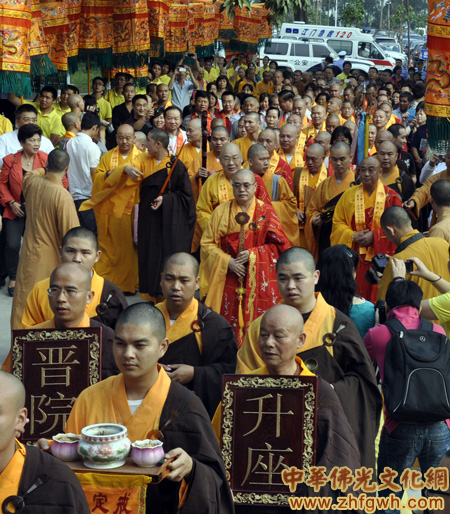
[
  {"x1": 405, "y1": 260, "x2": 414, "y2": 273},
  {"x1": 365, "y1": 254, "x2": 389, "y2": 285}
]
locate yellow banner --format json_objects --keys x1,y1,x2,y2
[{"x1": 76, "y1": 472, "x2": 151, "y2": 514}]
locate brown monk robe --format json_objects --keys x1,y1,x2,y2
[
  {"x1": 156, "y1": 253, "x2": 238, "y2": 418},
  {"x1": 64, "y1": 303, "x2": 235, "y2": 514},
  {"x1": 236, "y1": 247, "x2": 382, "y2": 470},
  {"x1": 3, "y1": 262, "x2": 118, "y2": 379},
  {"x1": 213, "y1": 305, "x2": 361, "y2": 514},
  {"x1": 10, "y1": 149, "x2": 80, "y2": 329}
]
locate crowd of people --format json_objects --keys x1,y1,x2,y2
[{"x1": 1, "y1": 48, "x2": 449, "y2": 513}]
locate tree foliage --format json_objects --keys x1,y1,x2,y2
[
  {"x1": 216, "y1": 0, "x2": 310, "y2": 26},
  {"x1": 340, "y1": 0, "x2": 364, "y2": 26}
]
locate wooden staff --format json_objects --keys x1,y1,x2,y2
[
  {"x1": 235, "y1": 212, "x2": 250, "y2": 330},
  {"x1": 201, "y1": 110, "x2": 208, "y2": 184}
]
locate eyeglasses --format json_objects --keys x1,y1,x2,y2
[
  {"x1": 222, "y1": 156, "x2": 241, "y2": 163},
  {"x1": 48, "y1": 287, "x2": 90, "y2": 298},
  {"x1": 232, "y1": 182, "x2": 256, "y2": 190}
]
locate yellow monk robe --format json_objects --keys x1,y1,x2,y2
[
  {"x1": 236, "y1": 294, "x2": 335, "y2": 373},
  {"x1": 260, "y1": 168, "x2": 300, "y2": 246},
  {"x1": 188, "y1": 151, "x2": 223, "y2": 252},
  {"x1": 66, "y1": 366, "x2": 171, "y2": 438},
  {"x1": 196, "y1": 170, "x2": 235, "y2": 236},
  {"x1": 377, "y1": 230, "x2": 450, "y2": 301},
  {"x1": 278, "y1": 146, "x2": 304, "y2": 171},
  {"x1": 330, "y1": 182, "x2": 401, "y2": 302},
  {"x1": 212, "y1": 356, "x2": 314, "y2": 440},
  {"x1": 0, "y1": 440, "x2": 26, "y2": 505},
  {"x1": 177, "y1": 142, "x2": 203, "y2": 171},
  {"x1": 305, "y1": 171, "x2": 355, "y2": 259},
  {"x1": 409, "y1": 168, "x2": 450, "y2": 221},
  {"x1": 295, "y1": 164, "x2": 328, "y2": 249},
  {"x1": 380, "y1": 165, "x2": 400, "y2": 189},
  {"x1": 92, "y1": 145, "x2": 140, "y2": 293},
  {"x1": 302, "y1": 122, "x2": 325, "y2": 141},
  {"x1": 2, "y1": 313, "x2": 92, "y2": 372},
  {"x1": 233, "y1": 134, "x2": 259, "y2": 161},
  {"x1": 21, "y1": 270, "x2": 105, "y2": 328}
]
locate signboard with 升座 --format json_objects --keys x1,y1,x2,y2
[{"x1": 221, "y1": 374, "x2": 318, "y2": 506}]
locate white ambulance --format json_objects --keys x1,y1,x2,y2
[{"x1": 280, "y1": 22, "x2": 396, "y2": 69}]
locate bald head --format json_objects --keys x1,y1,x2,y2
[
  {"x1": 68, "y1": 94, "x2": 83, "y2": 110},
  {"x1": 0, "y1": 370, "x2": 25, "y2": 411},
  {"x1": 50, "y1": 262, "x2": 92, "y2": 290},
  {"x1": 381, "y1": 206, "x2": 412, "y2": 232},
  {"x1": 134, "y1": 131, "x2": 147, "y2": 147},
  {"x1": 233, "y1": 168, "x2": 254, "y2": 184},
  {"x1": 276, "y1": 247, "x2": 316, "y2": 274},
  {"x1": 375, "y1": 130, "x2": 394, "y2": 146},
  {"x1": 211, "y1": 118, "x2": 225, "y2": 130},
  {"x1": 261, "y1": 304, "x2": 304, "y2": 336},
  {"x1": 245, "y1": 112, "x2": 260, "y2": 123},
  {"x1": 163, "y1": 252, "x2": 199, "y2": 276},
  {"x1": 61, "y1": 112, "x2": 80, "y2": 131},
  {"x1": 117, "y1": 124, "x2": 135, "y2": 137},
  {"x1": 247, "y1": 143, "x2": 268, "y2": 161},
  {"x1": 116, "y1": 303, "x2": 166, "y2": 342},
  {"x1": 331, "y1": 141, "x2": 351, "y2": 154},
  {"x1": 187, "y1": 118, "x2": 201, "y2": 130},
  {"x1": 306, "y1": 143, "x2": 325, "y2": 158}
]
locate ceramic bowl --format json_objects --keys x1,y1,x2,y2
[
  {"x1": 130, "y1": 439, "x2": 165, "y2": 467},
  {"x1": 51, "y1": 433, "x2": 80, "y2": 461},
  {"x1": 78, "y1": 423, "x2": 131, "y2": 469}
]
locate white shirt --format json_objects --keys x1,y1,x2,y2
[
  {"x1": 0, "y1": 129, "x2": 54, "y2": 168},
  {"x1": 65, "y1": 132, "x2": 101, "y2": 200},
  {"x1": 168, "y1": 129, "x2": 187, "y2": 156},
  {"x1": 419, "y1": 161, "x2": 447, "y2": 184}
]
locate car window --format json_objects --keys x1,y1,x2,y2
[
  {"x1": 358, "y1": 42, "x2": 383, "y2": 59},
  {"x1": 264, "y1": 42, "x2": 289, "y2": 55},
  {"x1": 291, "y1": 44, "x2": 309, "y2": 57},
  {"x1": 313, "y1": 45, "x2": 332, "y2": 57},
  {"x1": 327, "y1": 40, "x2": 353, "y2": 55}
]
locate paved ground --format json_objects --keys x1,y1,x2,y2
[{"x1": 0, "y1": 289, "x2": 144, "y2": 367}]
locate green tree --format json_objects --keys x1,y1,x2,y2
[
  {"x1": 216, "y1": 0, "x2": 311, "y2": 26},
  {"x1": 340, "y1": 0, "x2": 364, "y2": 26}
]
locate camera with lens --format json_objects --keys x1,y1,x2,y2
[{"x1": 365, "y1": 253, "x2": 389, "y2": 285}]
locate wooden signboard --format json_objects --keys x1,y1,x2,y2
[
  {"x1": 221, "y1": 374, "x2": 318, "y2": 507},
  {"x1": 11, "y1": 328, "x2": 102, "y2": 442}
]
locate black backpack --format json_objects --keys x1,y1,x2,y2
[{"x1": 382, "y1": 317, "x2": 450, "y2": 423}]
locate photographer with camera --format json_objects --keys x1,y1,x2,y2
[
  {"x1": 168, "y1": 53, "x2": 199, "y2": 112},
  {"x1": 376, "y1": 205, "x2": 450, "y2": 301}
]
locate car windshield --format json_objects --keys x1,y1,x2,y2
[{"x1": 379, "y1": 43, "x2": 402, "y2": 53}]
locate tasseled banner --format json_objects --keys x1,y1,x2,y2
[
  {"x1": 0, "y1": 72, "x2": 32, "y2": 98},
  {"x1": 425, "y1": 0, "x2": 450, "y2": 153}
]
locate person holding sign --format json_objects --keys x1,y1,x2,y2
[{"x1": 62, "y1": 302, "x2": 235, "y2": 514}]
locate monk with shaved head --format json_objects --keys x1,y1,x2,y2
[
  {"x1": 331, "y1": 155, "x2": 402, "y2": 302},
  {"x1": 0, "y1": 370, "x2": 91, "y2": 512},
  {"x1": 234, "y1": 112, "x2": 261, "y2": 160},
  {"x1": 257, "y1": 128, "x2": 294, "y2": 190},
  {"x1": 200, "y1": 167, "x2": 290, "y2": 345},
  {"x1": 155, "y1": 252, "x2": 237, "y2": 417},
  {"x1": 212, "y1": 304, "x2": 361, "y2": 507},
  {"x1": 237, "y1": 246, "x2": 382, "y2": 470},
  {"x1": 64, "y1": 302, "x2": 235, "y2": 513}
]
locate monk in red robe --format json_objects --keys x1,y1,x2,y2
[{"x1": 200, "y1": 169, "x2": 290, "y2": 346}]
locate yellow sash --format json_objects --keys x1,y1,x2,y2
[
  {"x1": 278, "y1": 149, "x2": 303, "y2": 169},
  {"x1": 298, "y1": 165, "x2": 327, "y2": 212},
  {"x1": 267, "y1": 152, "x2": 280, "y2": 175},
  {"x1": 354, "y1": 181, "x2": 386, "y2": 261},
  {"x1": 380, "y1": 165, "x2": 400, "y2": 189},
  {"x1": 109, "y1": 145, "x2": 141, "y2": 170},
  {"x1": 218, "y1": 171, "x2": 231, "y2": 205},
  {"x1": 156, "y1": 298, "x2": 203, "y2": 353}
]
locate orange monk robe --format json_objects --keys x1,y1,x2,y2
[
  {"x1": 92, "y1": 146, "x2": 140, "y2": 293},
  {"x1": 259, "y1": 168, "x2": 299, "y2": 246},
  {"x1": 255, "y1": 80, "x2": 274, "y2": 100},
  {"x1": 278, "y1": 146, "x2": 305, "y2": 171},
  {"x1": 234, "y1": 134, "x2": 259, "y2": 161},
  {"x1": 177, "y1": 142, "x2": 207, "y2": 171},
  {"x1": 305, "y1": 171, "x2": 355, "y2": 259},
  {"x1": 0, "y1": 440, "x2": 27, "y2": 509},
  {"x1": 200, "y1": 198, "x2": 290, "y2": 346},
  {"x1": 330, "y1": 182, "x2": 402, "y2": 303},
  {"x1": 295, "y1": 164, "x2": 328, "y2": 249},
  {"x1": 10, "y1": 170, "x2": 80, "y2": 330},
  {"x1": 21, "y1": 270, "x2": 105, "y2": 328},
  {"x1": 188, "y1": 151, "x2": 223, "y2": 252}
]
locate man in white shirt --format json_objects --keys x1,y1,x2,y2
[
  {"x1": 0, "y1": 105, "x2": 54, "y2": 167},
  {"x1": 65, "y1": 111, "x2": 101, "y2": 235}
]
